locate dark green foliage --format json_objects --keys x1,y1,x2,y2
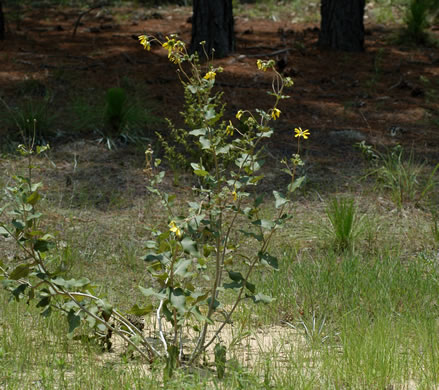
[
  {"x1": 401, "y1": 0, "x2": 439, "y2": 45},
  {"x1": 104, "y1": 87, "x2": 128, "y2": 137}
]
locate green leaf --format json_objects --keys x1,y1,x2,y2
[
  {"x1": 207, "y1": 297, "x2": 220, "y2": 310},
  {"x1": 174, "y1": 259, "x2": 193, "y2": 278},
  {"x1": 252, "y1": 219, "x2": 276, "y2": 230},
  {"x1": 181, "y1": 237, "x2": 199, "y2": 257},
  {"x1": 228, "y1": 270, "x2": 244, "y2": 282},
  {"x1": 187, "y1": 85, "x2": 199, "y2": 94},
  {"x1": 26, "y1": 192, "x2": 41, "y2": 206},
  {"x1": 33, "y1": 239, "x2": 54, "y2": 253},
  {"x1": 214, "y1": 343, "x2": 227, "y2": 379},
  {"x1": 139, "y1": 286, "x2": 167, "y2": 300},
  {"x1": 41, "y1": 306, "x2": 52, "y2": 318},
  {"x1": 217, "y1": 145, "x2": 231, "y2": 154},
  {"x1": 273, "y1": 191, "x2": 288, "y2": 209},
  {"x1": 245, "y1": 281, "x2": 256, "y2": 294},
  {"x1": 259, "y1": 252, "x2": 279, "y2": 270},
  {"x1": 253, "y1": 293, "x2": 274, "y2": 304},
  {"x1": 129, "y1": 304, "x2": 154, "y2": 316},
  {"x1": 9, "y1": 264, "x2": 30, "y2": 280},
  {"x1": 199, "y1": 136, "x2": 211, "y2": 150},
  {"x1": 170, "y1": 288, "x2": 186, "y2": 314},
  {"x1": 239, "y1": 229, "x2": 263, "y2": 242},
  {"x1": 204, "y1": 108, "x2": 216, "y2": 121},
  {"x1": 67, "y1": 309, "x2": 81, "y2": 335},
  {"x1": 36, "y1": 296, "x2": 51, "y2": 308},
  {"x1": 12, "y1": 283, "x2": 27, "y2": 301},
  {"x1": 288, "y1": 175, "x2": 306, "y2": 193},
  {"x1": 223, "y1": 281, "x2": 243, "y2": 290},
  {"x1": 189, "y1": 128, "x2": 207, "y2": 137},
  {"x1": 0, "y1": 226, "x2": 10, "y2": 237},
  {"x1": 190, "y1": 306, "x2": 213, "y2": 324},
  {"x1": 12, "y1": 220, "x2": 25, "y2": 231}
]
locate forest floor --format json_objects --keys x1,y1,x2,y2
[{"x1": 0, "y1": 3, "x2": 438, "y2": 194}]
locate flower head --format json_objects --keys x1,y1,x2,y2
[
  {"x1": 256, "y1": 59, "x2": 275, "y2": 71},
  {"x1": 294, "y1": 127, "x2": 310, "y2": 139},
  {"x1": 169, "y1": 221, "x2": 182, "y2": 238},
  {"x1": 138, "y1": 35, "x2": 151, "y2": 50},
  {"x1": 236, "y1": 110, "x2": 244, "y2": 120},
  {"x1": 271, "y1": 108, "x2": 281, "y2": 120},
  {"x1": 203, "y1": 71, "x2": 216, "y2": 80},
  {"x1": 231, "y1": 187, "x2": 238, "y2": 202},
  {"x1": 225, "y1": 120, "x2": 234, "y2": 136}
]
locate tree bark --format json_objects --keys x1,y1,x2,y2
[
  {"x1": 318, "y1": 0, "x2": 365, "y2": 52},
  {"x1": 190, "y1": 0, "x2": 235, "y2": 59},
  {"x1": 0, "y1": 1, "x2": 5, "y2": 41}
]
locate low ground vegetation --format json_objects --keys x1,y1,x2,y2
[{"x1": 1, "y1": 1, "x2": 439, "y2": 389}]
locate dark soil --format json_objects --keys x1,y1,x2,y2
[{"x1": 1, "y1": 4, "x2": 438, "y2": 199}]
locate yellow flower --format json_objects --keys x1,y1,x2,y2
[
  {"x1": 138, "y1": 35, "x2": 150, "y2": 51},
  {"x1": 271, "y1": 108, "x2": 281, "y2": 120},
  {"x1": 232, "y1": 187, "x2": 238, "y2": 202},
  {"x1": 294, "y1": 127, "x2": 310, "y2": 139},
  {"x1": 225, "y1": 121, "x2": 234, "y2": 136},
  {"x1": 257, "y1": 59, "x2": 264, "y2": 70},
  {"x1": 203, "y1": 71, "x2": 216, "y2": 80},
  {"x1": 169, "y1": 221, "x2": 182, "y2": 238},
  {"x1": 236, "y1": 110, "x2": 244, "y2": 120}
]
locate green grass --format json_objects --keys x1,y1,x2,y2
[{"x1": 2, "y1": 150, "x2": 439, "y2": 388}]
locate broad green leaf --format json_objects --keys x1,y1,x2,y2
[
  {"x1": 253, "y1": 293, "x2": 274, "y2": 304},
  {"x1": 181, "y1": 237, "x2": 199, "y2": 256},
  {"x1": 288, "y1": 175, "x2": 306, "y2": 193},
  {"x1": 223, "y1": 281, "x2": 243, "y2": 290},
  {"x1": 254, "y1": 195, "x2": 264, "y2": 208},
  {"x1": 207, "y1": 297, "x2": 220, "y2": 310},
  {"x1": 228, "y1": 270, "x2": 244, "y2": 282},
  {"x1": 26, "y1": 192, "x2": 40, "y2": 206},
  {"x1": 252, "y1": 219, "x2": 275, "y2": 230},
  {"x1": 34, "y1": 239, "x2": 55, "y2": 253},
  {"x1": 187, "y1": 85, "x2": 199, "y2": 94},
  {"x1": 190, "y1": 306, "x2": 213, "y2": 324},
  {"x1": 199, "y1": 136, "x2": 211, "y2": 150},
  {"x1": 259, "y1": 252, "x2": 279, "y2": 270},
  {"x1": 245, "y1": 281, "x2": 256, "y2": 294},
  {"x1": 170, "y1": 288, "x2": 186, "y2": 314},
  {"x1": 189, "y1": 128, "x2": 207, "y2": 137},
  {"x1": 273, "y1": 191, "x2": 288, "y2": 209},
  {"x1": 12, "y1": 220, "x2": 25, "y2": 231},
  {"x1": 9, "y1": 263, "x2": 30, "y2": 280},
  {"x1": 36, "y1": 296, "x2": 51, "y2": 308},
  {"x1": 174, "y1": 259, "x2": 193, "y2": 278},
  {"x1": 67, "y1": 309, "x2": 81, "y2": 334},
  {"x1": 139, "y1": 286, "x2": 166, "y2": 300},
  {"x1": 239, "y1": 229, "x2": 263, "y2": 242},
  {"x1": 12, "y1": 283, "x2": 27, "y2": 301},
  {"x1": 217, "y1": 145, "x2": 231, "y2": 154},
  {"x1": 129, "y1": 304, "x2": 153, "y2": 316},
  {"x1": 204, "y1": 108, "x2": 216, "y2": 121}
]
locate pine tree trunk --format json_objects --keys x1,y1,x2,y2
[
  {"x1": 0, "y1": 1, "x2": 5, "y2": 41},
  {"x1": 190, "y1": 0, "x2": 235, "y2": 58},
  {"x1": 318, "y1": 0, "x2": 365, "y2": 52}
]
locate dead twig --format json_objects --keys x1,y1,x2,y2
[{"x1": 72, "y1": 1, "x2": 109, "y2": 38}]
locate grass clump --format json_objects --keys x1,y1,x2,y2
[
  {"x1": 357, "y1": 142, "x2": 439, "y2": 209},
  {"x1": 324, "y1": 197, "x2": 363, "y2": 253}
]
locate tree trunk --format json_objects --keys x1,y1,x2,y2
[
  {"x1": 190, "y1": 0, "x2": 235, "y2": 59},
  {"x1": 318, "y1": 0, "x2": 365, "y2": 52},
  {"x1": 0, "y1": 1, "x2": 5, "y2": 41}
]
